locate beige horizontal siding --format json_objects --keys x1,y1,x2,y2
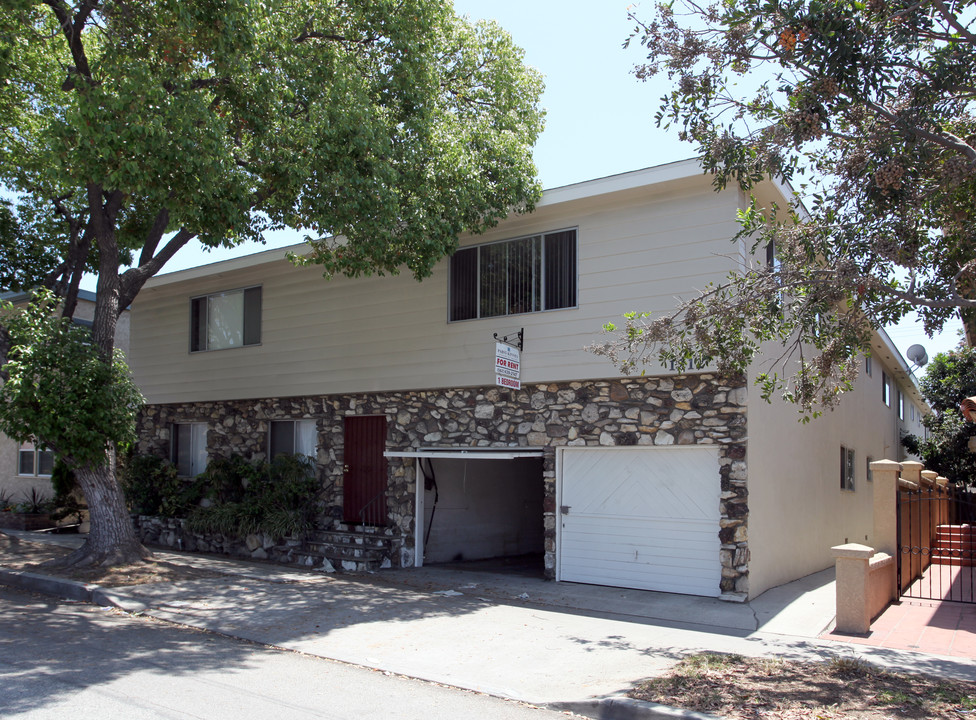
[{"x1": 131, "y1": 178, "x2": 746, "y2": 404}]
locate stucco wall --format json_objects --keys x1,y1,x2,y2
[{"x1": 747, "y1": 346, "x2": 921, "y2": 598}]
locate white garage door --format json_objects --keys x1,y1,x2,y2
[{"x1": 558, "y1": 446, "x2": 721, "y2": 597}]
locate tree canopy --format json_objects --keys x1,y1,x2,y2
[
  {"x1": 0, "y1": 291, "x2": 143, "y2": 469},
  {"x1": 0, "y1": 0, "x2": 544, "y2": 566},
  {"x1": 903, "y1": 346, "x2": 976, "y2": 487},
  {"x1": 1, "y1": 0, "x2": 544, "y2": 302},
  {"x1": 594, "y1": 0, "x2": 976, "y2": 412}
]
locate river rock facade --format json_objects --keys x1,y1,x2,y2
[{"x1": 136, "y1": 372, "x2": 751, "y2": 596}]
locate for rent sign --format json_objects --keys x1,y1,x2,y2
[{"x1": 495, "y1": 342, "x2": 521, "y2": 389}]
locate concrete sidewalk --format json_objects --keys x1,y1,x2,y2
[{"x1": 3, "y1": 531, "x2": 976, "y2": 717}]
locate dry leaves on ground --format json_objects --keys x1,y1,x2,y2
[
  {"x1": 0, "y1": 531, "x2": 222, "y2": 587},
  {"x1": 630, "y1": 652, "x2": 976, "y2": 720}
]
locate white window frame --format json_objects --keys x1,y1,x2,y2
[
  {"x1": 171, "y1": 423, "x2": 208, "y2": 477},
  {"x1": 269, "y1": 419, "x2": 317, "y2": 460},
  {"x1": 448, "y1": 228, "x2": 578, "y2": 322},
  {"x1": 18, "y1": 441, "x2": 54, "y2": 477},
  {"x1": 189, "y1": 286, "x2": 262, "y2": 352}
]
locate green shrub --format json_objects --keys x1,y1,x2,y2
[
  {"x1": 50, "y1": 459, "x2": 86, "y2": 524},
  {"x1": 122, "y1": 454, "x2": 204, "y2": 518},
  {"x1": 186, "y1": 453, "x2": 318, "y2": 541},
  {"x1": 16, "y1": 488, "x2": 53, "y2": 514}
]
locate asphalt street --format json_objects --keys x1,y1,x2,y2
[{"x1": 0, "y1": 586, "x2": 572, "y2": 720}]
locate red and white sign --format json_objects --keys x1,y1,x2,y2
[{"x1": 495, "y1": 342, "x2": 521, "y2": 390}]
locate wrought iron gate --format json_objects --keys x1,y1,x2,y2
[{"x1": 897, "y1": 483, "x2": 975, "y2": 603}]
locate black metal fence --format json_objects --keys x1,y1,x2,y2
[{"x1": 897, "y1": 484, "x2": 975, "y2": 604}]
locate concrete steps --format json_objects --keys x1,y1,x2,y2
[
  {"x1": 931, "y1": 524, "x2": 975, "y2": 567},
  {"x1": 304, "y1": 526, "x2": 399, "y2": 571}
]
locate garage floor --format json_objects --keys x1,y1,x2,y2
[{"x1": 430, "y1": 552, "x2": 545, "y2": 578}]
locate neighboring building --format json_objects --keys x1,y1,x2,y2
[
  {"x1": 0, "y1": 290, "x2": 131, "y2": 503},
  {"x1": 127, "y1": 160, "x2": 925, "y2": 600}
]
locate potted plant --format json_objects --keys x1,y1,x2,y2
[{"x1": 0, "y1": 488, "x2": 55, "y2": 531}]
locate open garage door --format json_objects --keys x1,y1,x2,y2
[
  {"x1": 386, "y1": 448, "x2": 545, "y2": 569},
  {"x1": 558, "y1": 446, "x2": 721, "y2": 597}
]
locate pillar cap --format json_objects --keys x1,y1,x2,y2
[
  {"x1": 869, "y1": 459, "x2": 902, "y2": 471},
  {"x1": 832, "y1": 543, "x2": 875, "y2": 559}
]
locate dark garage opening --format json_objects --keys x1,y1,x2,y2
[{"x1": 420, "y1": 456, "x2": 544, "y2": 575}]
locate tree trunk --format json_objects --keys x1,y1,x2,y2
[{"x1": 56, "y1": 451, "x2": 151, "y2": 567}]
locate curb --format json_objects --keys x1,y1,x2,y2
[
  {"x1": 0, "y1": 566, "x2": 147, "y2": 611},
  {"x1": 0, "y1": 566, "x2": 100, "y2": 604},
  {"x1": 551, "y1": 696, "x2": 724, "y2": 720}
]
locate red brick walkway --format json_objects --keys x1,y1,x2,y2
[
  {"x1": 824, "y1": 598, "x2": 976, "y2": 657},
  {"x1": 824, "y1": 564, "x2": 976, "y2": 657}
]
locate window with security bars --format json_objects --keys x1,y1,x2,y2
[
  {"x1": 840, "y1": 446, "x2": 855, "y2": 491},
  {"x1": 449, "y1": 229, "x2": 577, "y2": 321}
]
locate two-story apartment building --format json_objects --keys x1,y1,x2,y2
[{"x1": 127, "y1": 159, "x2": 926, "y2": 600}]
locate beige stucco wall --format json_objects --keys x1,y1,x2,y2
[
  {"x1": 747, "y1": 342, "x2": 922, "y2": 598},
  {"x1": 131, "y1": 169, "x2": 751, "y2": 404}
]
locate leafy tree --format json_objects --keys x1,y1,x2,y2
[
  {"x1": 903, "y1": 347, "x2": 976, "y2": 488},
  {"x1": 594, "y1": 0, "x2": 976, "y2": 412},
  {"x1": 0, "y1": 0, "x2": 544, "y2": 566},
  {"x1": 0, "y1": 292, "x2": 145, "y2": 562}
]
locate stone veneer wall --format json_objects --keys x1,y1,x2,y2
[{"x1": 136, "y1": 373, "x2": 751, "y2": 596}]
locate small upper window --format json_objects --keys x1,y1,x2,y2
[
  {"x1": 865, "y1": 354, "x2": 872, "y2": 377},
  {"x1": 449, "y1": 229, "x2": 577, "y2": 321},
  {"x1": 172, "y1": 423, "x2": 208, "y2": 477},
  {"x1": 18, "y1": 441, "x2": 54, "y2": 477},
  {"x1": 840, "y1": 446, "x2": 855, "y2": 491},
  {"x1": 269, "y1": 419, "x2": 317, "y2": 460},
  {"x1": 190, "y1": 286, "x2": 262, "y2": 352},
  {"x1": 866, "y1": 455, "x2": 874, "y2": 483},
  {"x1": 882, "y1": 371, "x2": 891, "y2": 407},
  {"x1": 898, "y1": 391, "x2": 904, "y2": 420}
]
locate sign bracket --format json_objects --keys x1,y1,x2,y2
[{"x1": 493, "y1": 328, "x2": 524, "y2": 351}]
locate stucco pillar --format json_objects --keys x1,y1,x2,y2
[
  {"x1": 871, "y1": 460, "x2": 901, "y2": 556},
  {"x1": 920, "y1": 469, "x2": 938, "y2": 488},
  {"x1": 900, "y1": 461, "x2": 924, "y2": 486},
  {"x1": 832, "y1": 543, "x2": 875, "y2": 634}
]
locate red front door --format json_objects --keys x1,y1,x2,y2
[{"x1": 343, "y1": 415, "x2": 388, "y2": 525}]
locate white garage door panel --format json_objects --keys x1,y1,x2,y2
[
  {"x1": 559, "y1": 447, "x2": 721, "y2": 597},
  {"x1": 565, "y1": 565, "x2": 717, "y2": 596}
]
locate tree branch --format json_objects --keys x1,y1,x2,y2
[
  {"x1": 43, "y1": 0, "x2": 95, "y2": 84},
  {"x1": 137, "y1": 207, "x2": 171, "y2": 267},
  {"x1": 119, "y1": 228, "x2": 196, "y2": 308},
  {"x1": 929, "y1": 0, "x2": 976, "y2": 44}
]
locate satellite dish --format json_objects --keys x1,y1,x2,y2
[{"x1": 907, "y1": 344, "x2": 928, "y2": 367}]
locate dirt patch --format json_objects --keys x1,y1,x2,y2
[
  {"x1": 0, "y1": 531, "x2": 224, "y2": 587},
  {"x1": 631, "y1": 652, "x2": 976, "y2": 719}
]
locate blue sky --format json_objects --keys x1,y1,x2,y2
[{"x1": 145, "y1": 0, "x2": 963, "y2": 366}]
